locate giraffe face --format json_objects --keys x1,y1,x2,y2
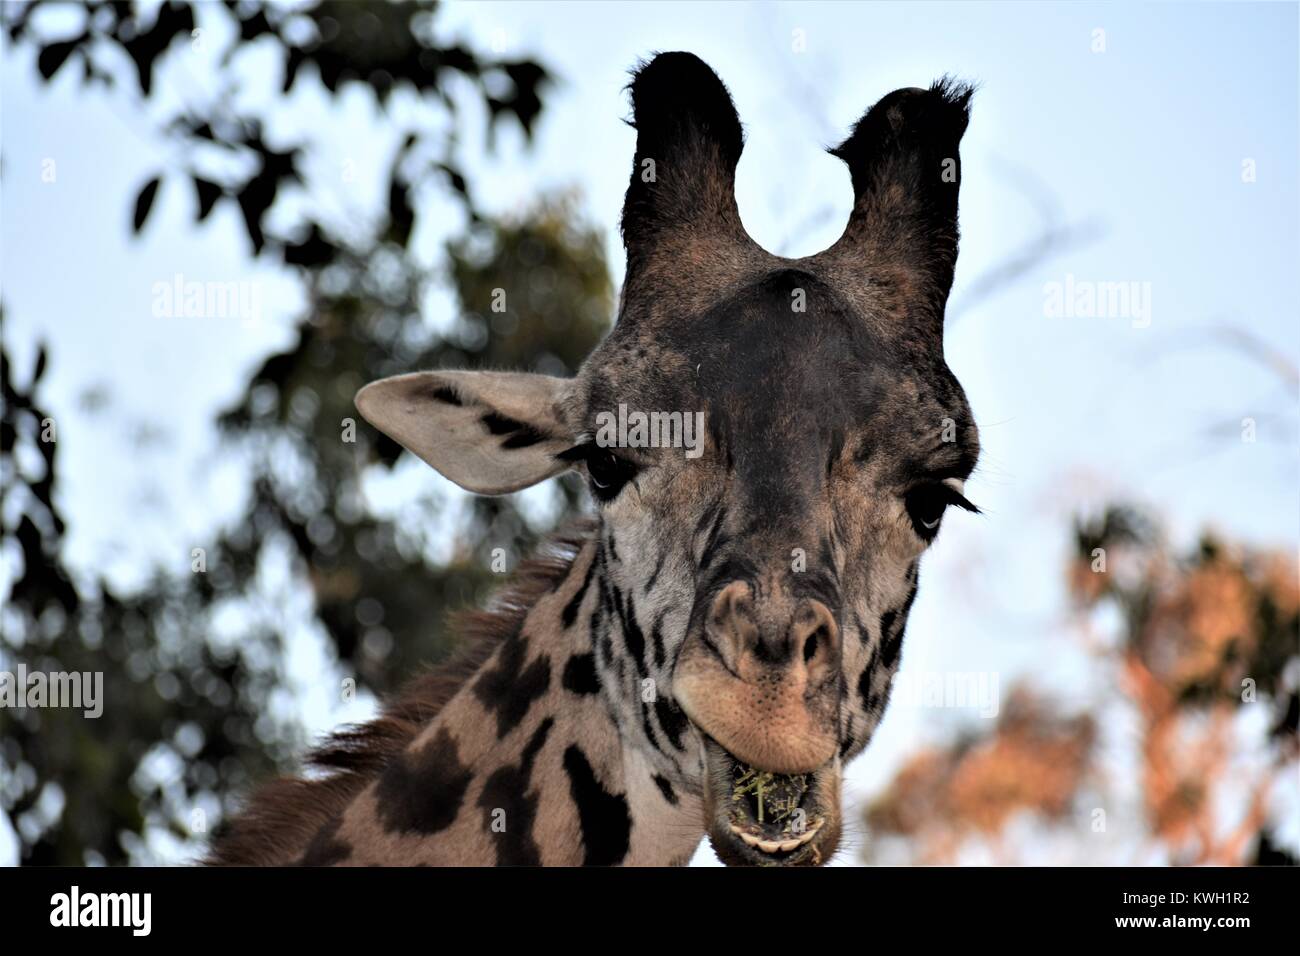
[
  {"x1": 354, "y1": 53, "x2": 977, "y2": 865},
  {"x1": 563, "y1": 266, "x2": 978, "y2": 865}
]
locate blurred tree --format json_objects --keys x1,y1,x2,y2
[
  {"x1": 863, "y1": 505, "x2": 1299, "y2": 866},
  {"x1": 5, "y1": 0, "x2": 549, "y2": 261},
  {"x1": 1, "y1": 2, "x2": 612, "y2": 863},
  {"x1": 866, "y1": 689, "x2": 1096, "y2": 865},
  {"x1": 3, "y1": 338, "x2": 273, "y2": 863}
]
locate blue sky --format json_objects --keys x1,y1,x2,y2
[{"x1": 2, "y1": 2, "x2": 1296, "y2": 864}]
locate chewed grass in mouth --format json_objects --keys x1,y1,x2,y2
[{"x1": 727, "y1": 762, "x2": 825, "y2": 857}]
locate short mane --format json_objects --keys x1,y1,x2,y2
[{"x1": 205, "y1": 520, "x2": 597, "y2": 866}]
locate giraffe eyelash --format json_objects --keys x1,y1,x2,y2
[{"x1": 939, "y1": 477, "x2": 981, "y2": 514}]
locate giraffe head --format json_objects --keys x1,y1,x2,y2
[{"x1": 356, "y1": 53, "x2": 979, "y2": 865}]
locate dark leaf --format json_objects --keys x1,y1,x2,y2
[
  {"x1": 132, "y1": 176, "x2": 162, "y2": 234},
  {"x1": 192, "y1": 177, "x2": 223, "y2": 222},
  {"x1": 387, "y1": 177, "x2": 414, "y2": 248},
  {"x1": 283, "y1": 45, "x2": 305, "y2": 93},
  {"x1": 435, "y1": 162, "x2": 469, "y2": 204},
  {"x1": 238, "y1": 8, "x2": 275, "y2": 42},
  {"x1": 500, "y1": 60, "x2": 549, "y2": 138},
  {"x1": 32, "y1": 345, "x2": 47, "y2": 384},
  {"x1": 37, "y1": 36, "x2": 85, "y2": 81},
  {"x1": 122, "y1": 2, "x2": 196, "y2": 97},
  {"x1": 281, "y1": 223, "x2": 337, "y2": 268},
  {"x1": 237, "y1": 188, "x2": 266, "y2": 254}
]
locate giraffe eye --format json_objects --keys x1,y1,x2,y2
[
  {"x1": 584, "y1": 447, "x2": 639, "y2": 502},
  {"x1": 904, "y1": 481, "x2": 979, "y2": 540},
  {"x1": 905, "y1": 485, "x2": 948, "y2": 537}
]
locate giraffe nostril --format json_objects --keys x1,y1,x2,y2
[{"x1": 803, "y1": 629, "x2": 822, "y2": 664}]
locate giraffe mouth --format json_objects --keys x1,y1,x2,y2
[{"x1": 702, "y1": 737, "x2": 841, "y2": 866}]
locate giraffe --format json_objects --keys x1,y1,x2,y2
[{"x1": 206, "y1": 52, "x2": 980, "y2": 867}]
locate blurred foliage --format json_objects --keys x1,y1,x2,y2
[
  {"x1": 1, "y1": 1, "x2": 612, "y2": 863},
  {"x1": 865, "y1": 504, "x2": 1299, "y2": 866},
  {"x1": 868, "y1": 690, "x2": 1096, "y2": 859},
  {"x1": 1069, "y1": 505, "x2": 1298, "y2": 724},
  {"x1": 3, "y1": 340, "x2": 273, "y2": 863},
  {"x1": 5, "y1": 0, "x2": 548, "y2": 258}
]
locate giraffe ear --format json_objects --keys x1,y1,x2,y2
[
  {"x1": 621, "y1": 52, "x2": 748, "y2": 273},
  {"x1": 827, "y1": 79, "x2": 973, "y2": 324},
  {"x1": 355, "y1": 371, "x2": 577, "y2": 495}
]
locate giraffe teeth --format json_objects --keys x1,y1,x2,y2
[{"x1": 729, "y1": 818, "x2": 824, "y2": 854}]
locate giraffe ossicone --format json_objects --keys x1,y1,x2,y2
[{"x1": 208, "y1": 51, "x2": 980, "y2": 867}]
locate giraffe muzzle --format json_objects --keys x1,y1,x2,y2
[
  {"x1": 674, "y1": 581, "x2": 842, "y2": 773},
  {"x1": 674, "y1": 581, "x2": 845, "y2": 865}
]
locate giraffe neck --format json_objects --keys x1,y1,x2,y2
[{"x1": 315, "y1": 537, "x2": 704, "y2": 866}]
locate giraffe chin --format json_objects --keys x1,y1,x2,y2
[{"x1": 701, "y1": 737, "x2": 842, "y2": 867}]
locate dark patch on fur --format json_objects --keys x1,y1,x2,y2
[
  {"x1": 852, "y1": 610, "x2": 869, "y2": 646},
  {"x1": 640, "y1": 700, "x2": 662, "y2": 751},
  {"x1": 827, "y1": 428, "x2": 845, "y2": 477},
  {"x1": 501, "y1": 427, "x2": 547, "y2": 450},
  {"x1": 856, "y1": 646, "x2": 881, "y2": 716},
  {"x1": 562, "y1": 745, "x2": 632, "y2": 866},
  {"x1": 879, "y1": 609, "x2": 898, "y2": 652},
  {"x1": 654, "y1": 697, "x2": 689, "y2": 751},
  {"x1": 649, "y1": 607, "x2": 668, "y2": 669},
  {"x1": 480, "y1": 410, "x2": 548, "y2": 449},
  {"x1": 477, "y1": 717, "x2": 554, "y2": 866},
  {"x1": 615, "y1": 588, "x2": 648, "y2": 674},
  {"x1": 473, "y1": 635, "x2": 552, "y2": 739},
  {"x1": 792, "y1": 566, "x2": 841, "y2": 610},
  {"x1": 594, "y1": 605, "x2": 614, "y2": 664},
  {"x1": 481, "y1": 411, "x2": 527, "y2": 436},
  {"x1": 563, "y1": 652, "x2": 601, "y2": 696},
  {"x1": 698, "y1": 502, "x2": 729, "y2": 571},
  {"x1": 425, "y1": 384, "x2": 463, "y2": 407},
  {"x1": 880, "y1": 577, "x2": 920, "y2": 670},
  {"x1": 645, "y1": 549, "x2": 667, "y2": 594},
  {"x1": 562, "y1": 550, "x2": 598, "y2": 629},
  {"x1": 652, "y1": 774, "x2": 678, "y2": 806},
  {"x1": 298, "y1": 815, "x2": 352, "y2": 866},
  {"x1": 374, "y1": 727, "x2": 473, "y2": 835}
]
